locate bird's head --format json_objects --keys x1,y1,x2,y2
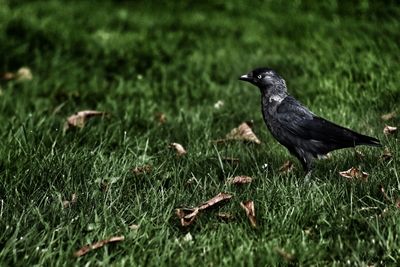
[{"x1": 239, "y1": 68, "x2": 286, "y2": 92}]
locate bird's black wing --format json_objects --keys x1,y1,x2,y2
[{"x1": 275, "y1": 96, "x2": 380, "y2": 154}]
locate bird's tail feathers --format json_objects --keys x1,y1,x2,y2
[{"x1": 355, "y1": 133, "x2": 381, "y2": 147}]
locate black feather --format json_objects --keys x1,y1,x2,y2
[{"x1": 240, "y1": 68, "x2": 382, "y2": 174}]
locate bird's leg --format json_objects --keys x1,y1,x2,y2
[
  {"x1": 303, "y1": 158, "x2": 314, "y2": 183},
  {"x1": 304, "y1": 169, "x2": 313, "y2": 183}
]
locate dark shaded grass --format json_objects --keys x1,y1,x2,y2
[{"x1": 1, "y1": 0, "x2": 400, "y2": 266}]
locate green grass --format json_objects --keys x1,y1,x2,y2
[{"x1": 1, "y1": 0, "x2": 400, "y2": 265}]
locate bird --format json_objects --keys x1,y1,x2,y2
[{"x1": 239, "y1": 67, "x2": 381, "y2": 178}]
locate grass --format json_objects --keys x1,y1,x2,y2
[{"x1": 0, "y1": 0, "x2": 400, "y2": 265}]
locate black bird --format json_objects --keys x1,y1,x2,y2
[{"x1": 239, "y1": 67, "x2": 381, "y2": 176}]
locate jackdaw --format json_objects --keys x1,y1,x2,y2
[{"x1": 239, "y1": 67, "x2": 381, "y2": 176}]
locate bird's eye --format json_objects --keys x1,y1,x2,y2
[{"x1": 257, "y1": 75, "x2": 262, "y2": 79}]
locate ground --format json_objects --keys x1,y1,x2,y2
[{"x1": 0, "y1": 0, "x2": 399, "y2": 266}]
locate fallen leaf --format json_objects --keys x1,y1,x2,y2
[
  {"x1": 381, "y1": 111, "x2": 396, "y2": 121},
  {"x1": 154, "y1": 112, "x2": 167, "y2": 124},
  {"x1": 62, "y1": 193, "x2": 77, "y2": 208},
  {"x1": 64, "y1": 110, "x2": 106, "y2": 130},
  {"x1": 339, "y1": 167, "x2": 369, "y2": 181},
  {"x1": 170, "y1": 142, "x2": 187, "y2": 156},
  {"x1": 227, "y1": 176, "x2": 252, "y2": 185},
  {"x1": 74, "y1": 236, "x2": 125, "y2": 257},
  {"x1": 16, "y1": 67, "x2": 33, "y2": 81},
  {"x1": 175, "y1": 208, "x2": 199, "y2": 227},
  {"x1": 129, "y1": 224, "x2": 139, "y2": 230},
  {"x1": 383, "y1": 125, "x2": 397, "y2": 135},
  {"x1": 176, "y1": 192, "x2": 232, "y2": 227},
  {"x1": 132, "y1": 165, "x2": 152, "y2": 175},
  {"x1": 216, "y1": 212, "x2": 234, "y2": 221},
  {"x1": 279, "y1": 160, "x2": 294, "y2": 173},
  {"x1": 240, "y1": 200, "x2": 256, "y2": 228},
  {"x1": 197, "y1": 192, "x2": 233, "y2": 210},
  {"x1": 214, "y1": 100, "x2": 224, "y2": 109},
  {"x1": 215, "y1": 122, "x2": 261, "y2": 144},
  {"x1": 275, "y1": 248, "x2": 295, "y2": 262},
  {"x1": 380, "y1": 147, "x2": 393, "y2": 161}
]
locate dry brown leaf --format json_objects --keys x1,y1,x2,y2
[
  {"x1": 380, "y1": 147, "x2": 393, "y2": 161},
  {"x1": 62, "y1": 193, "x2": 77, "y2": 208},
  {"x1": 64, "y1": 110, "x2": 106, "y2": 130},
  {"x1": 176, "y1": 192, "x2": 232, "y2": 227},
  {"x1": 381, "y1": 111, "x2": 396, "y2": 121},
  {"x1": 154, "y1": 112, "x2": 167, "y2": 124},
  {"x1": 215, "y1": 122, "x2": 261, "y2": 144},
  {"x1": 240, "y1": 200, "x2": 256, "y2": 228},
  {"x1": 383, "y1": 125, "x2": 397, "y2": 135},
  {"x1": 279, "y1": 160, "x2": 294, "y2": 173},
  {"x1": 170, "y1": 142, "x2": 187, "y2": 156},
  {"x1": 74, "y1": 236, "x2": 125, "y2": 257},
  {"x1": 216, "y1": 212, "x2": 234, "y2": 221},
  {"x1": 175, "y1": 208, "x2": 200, "y2": 227},
  {"x1": 227, "y1": 175, "x2": 252, "y2": 185},
  {"x1": 197, "y1": 192, "x2": 233, "y2": 210},
  {"x1": 339, "y1": 167, "x2": 369, "y2": 181},
  {"x1": 275, "y1": 248, "x2": 295, "y2": 262},
  {"x1": 132, "y1": 165, "x2": 152, "y2": 175}
]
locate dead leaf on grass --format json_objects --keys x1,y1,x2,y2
[
  {"x1": 176, "y1": 192, "x2": 233, "y2": 227},
  {"x1": 339, "y1": 167, "x2": 368, "y2": 181},
  {"x1": 380, "y1": 147, "x2": 393, "y2": 161},
  {"x1": 74, "y1": 235, "x2": 125, "y2": 257},
  {"x1": 169, "y1": 142, "x2": 187, "y2": 156},
  {"x1": 227, "y1": 176, "x2": 252, "y2": 185},
  {"x1": 62, "y1": 193, "x2": 77, "y2": 208},
  {"x1": 383, "y1": 125, "x2": 397, "y2": 135},
  {"x1": 215, "y1": 122, "x2": 261, "y2": 144},
  {"x1": 132, "y1": 165, "x2": 152, "y2": 175},
  {"x1": 381, "y1": 111, "x2": 396, "y2": 121},
  {"x1": 279, "y1": 160, "x2": 294, "y2": 173},
  {"x1": 64, "y1": 110, "x2": 106, "y2": 131},
  {"x1": 240, "y1": 200, "x2": 256, "y2": 228}
]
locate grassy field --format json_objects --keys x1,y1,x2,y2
[{"x1": 0, "y1": 0, "x2": 400, "y2": 265}]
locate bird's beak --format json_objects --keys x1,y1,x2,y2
[{"x1": 239, "y1": 74, "x2": 252, "y2": 82}]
